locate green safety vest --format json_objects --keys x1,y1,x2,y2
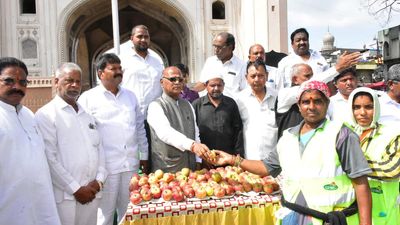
[
  {"x1": 359, "y1": 125, "x2": 400, "y2": 225},
  {"x1": 278, "y1": 120, "x2": 359, "y2": 225}
]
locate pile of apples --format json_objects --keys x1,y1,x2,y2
[{"x1": 129, "y1": 166, "x2": 279, "y2": 205}]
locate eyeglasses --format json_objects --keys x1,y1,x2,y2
[
  {"x1": 163, "y1": 77, "x2": 184, "y2": 83},
  {"x1": 213, "y1": 44, "x2": 228, "y2": 51},
  {"x1": 0, "y1": 77, "x2": 29, "y2": 87}
]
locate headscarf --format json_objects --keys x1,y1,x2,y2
[
  {"x1": 347, "y1": 87, "x2": 380, "y2": 135},
  {"x1": 297, "y1": 80, "x2": 331, "y2": 102}
]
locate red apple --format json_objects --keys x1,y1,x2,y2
[
  {"x1": 196, "y1": 174, "x2": 207, "y2": 182},
  {"x1": 148, "y1": 176, "x2": 158, "y2": 185},
  {"x1": 252, "y1": 182, "x2": 263, "y2": 193},
  {"x1": 138, "y1": 176, "x2": 149, "y2": 187},
  {"x1": 183, "y1": 186, "x2": 195, "y2": 198},
  {"x1": 223, "y1": 184, "x2": 235, "y2": 195},
  {"x1": 129, "y1": 180, "x2": 139, "y2": 192},
  {"x1": 242, "y1": 181, "x2": 252, "y2": 192},
  {"x1": 214, "y1": 187, "x2": 225, "y2": 198},
  {"x1": 131, "y1": 173, "x2": 140, "y2": 183},
  {"x1": 195, "y1": 187, "x2": 207, "y2": 199},
  {"x1": 162, "y1": 173, "x2": 175, "y2": 183},
  {"x1": 172, "y1": 189, "x2": 185, "y2": 202},
  {"x1": 130, "y1": 191, "x2": 142, "y2": 205},
  {"x1": 263, "y1": 184, "x2": 274, "y2": 194},
  {"x1": 141, "y1": 188, "x2": 152, "y2": 201},
  {"x1": 162, "y1": 189, "x2": 173, "y2": 201},
  {"x1": 189, "y1": 172, "x2": 198, "y2": 180},
  {"x1": 168, "y1": 180, "x2": 180, "y2": 189},
  {"x1": 151, "y1": 186, "x2": 162, "y2": 199},
  {"x1": 233, "y1": 184, "x2": 244, "y2": 193}
]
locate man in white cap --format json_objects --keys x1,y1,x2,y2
[{"x1": 192, "y1": 73, "x2": 244, "y2": 168}]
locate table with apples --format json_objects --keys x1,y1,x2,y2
[{"x1": 120, "y1": 166, "x2": 281, "y2": 225}]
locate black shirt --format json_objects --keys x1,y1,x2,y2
[{"x1": 192, "y1": 95, "x2": 244, "y2": 157}]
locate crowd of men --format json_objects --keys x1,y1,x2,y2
[{"x1": 1, "y1": 25, "x2": 399, "y2": 225}]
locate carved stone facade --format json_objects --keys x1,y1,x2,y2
[{"x1": 1, "y1": 0, "x2": 288, "y2": 111}]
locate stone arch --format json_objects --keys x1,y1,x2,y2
[{"x1": 57, "y1": 0, "x2": 195, "y2": 87}]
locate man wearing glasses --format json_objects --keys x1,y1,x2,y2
[
  {"x1": 0, "y1": 57, "x2": 61, "y2": 225},
  {"x1": 379, "y1": 64, "x2": 400, "y2": 125},
  {"x1": 147, "y1": 66, "x2": 212, "y2": 172},
  {"x1": 195, "y1": 32, "x2": 246, "y2": 99}
]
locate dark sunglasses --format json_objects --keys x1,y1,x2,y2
[
  {"x1": 163, "y1": 77, "x2": 184, "y2": 83},
  {"x1": 0, "y1": 77, "x2": 29, "y2": 87}
]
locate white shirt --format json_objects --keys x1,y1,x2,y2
[
  {"x1": 0, "y1": 101, "x2": 61, "y2": 225},
  {"x1": 236, "y1": 87, "x2": 278, "y2": 160},
  {"x1": 277, "y1": 49, "x2": 329, "y2": 88},
  {"x1": 120, "y1": 49, "x2": 164, "y2": 118},
  {"x1": 147, "y1": 94, "x2": 201, "y2": 162},
  {"x1": 328, "y1": 92, "x2": 351, "y2": 122},
  {"x1": 266, "y1": 65, "x2": 282, "y2": 92},
  {"x1": 35, "y1": 95, "x2": 107, "y2": 203},
  {"x1": 277, "y1": 67, "x2": 338, "y2": 113},
  {"x1": 200, "y1": 55, "x2": 247, "y2": 99},
  {"x1": 378, "y1": 91, "x2": 400, "y2": 125},
  {"x1": 78, "y1": 84, "x2": 148, "y2": 175}
]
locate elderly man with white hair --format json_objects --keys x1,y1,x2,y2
[
  {"x1": 192, "y1": 73, "x2": 244, "y2": 167},
  {"x1": 35, "y1": 63, "x2": 107, "y2": 225}
]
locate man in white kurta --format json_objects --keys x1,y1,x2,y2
[
  {"x1": 35, "y1": 63, "x2": 107, "y2": 225},
  {"x1": 120, "y1": 25, "x2": 164, "y2": 119},
  {"x1": 78, "y1": 53, "x2": 148, "y2": 225},
  {"x1": 199, "y1": 32, "x2": 247, "y2": 99},
  {"x1": 0, "y1": 57, "x2": 61, "y2": 225},
  {"x1": 277, "y1": 28, "x2": 329, "y2": 89}
]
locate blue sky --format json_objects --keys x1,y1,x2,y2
[{"x1": 287, "y1": 0, "x2": 400, "y2": 52}]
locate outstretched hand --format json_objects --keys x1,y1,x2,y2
[
  {"x1": 335, "y1": 51, "x2": 361, "y2": 72},
  {"x1": 209, "y1": 150, "x2": 233, "y2": 166},
  {"x1": 191, "y1": 142, "x2": 211, "y2": 160}
]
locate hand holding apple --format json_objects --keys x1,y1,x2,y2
[{"x1": 210, "y1": 150, "x2": 233, "y2": 166}]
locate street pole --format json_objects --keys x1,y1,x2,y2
[{"x1": 111, "y1": 0, "x2": 120, "y2": 55}]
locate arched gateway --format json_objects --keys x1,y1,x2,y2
[{"x1": 58, "y1": 0, "x2": 194, "y2": 88}]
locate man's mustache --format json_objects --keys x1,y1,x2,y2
[
  {"x1": 6, "y1": 89, "x2": 25, "y2": 97},
  {"x1": 114, "y1": 74, "x2": 122, "y2": 79}
]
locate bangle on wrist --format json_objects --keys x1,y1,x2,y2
[
  {"x1": 234, "y1": 155, "x2": 243, "y2": 167},
  {"x1": 230, "y1": 154, "x2": 235, "y2": 166}
]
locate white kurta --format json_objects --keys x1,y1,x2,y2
[
  {"x1": 0, "y1": 101, "x2": 61, "y2": 225},
  {"x1": 200, "y1": 55, "x2": 247, "y2": 99},
  {"x1": 35, "y1": 95, "x2": 107, "y2": 202},
  {"x1": 120, "y1": 49, "x2": 164, "y2": 119},
  {"x1": 277, "y1": 49, "x2": 329, "y2": 88}
]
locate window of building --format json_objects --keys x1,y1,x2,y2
[
  {"x1": 384, "y1": 41, "x2": 390, "y2": 57},
  {"x1": 212, "y1": 1, "x2": 225, "y2": 19},
  {"x1": 20, "y1": 0, "x2": 36, "y2": 14},
  {"x1": 22, "y1": 39, "x2": 37, "y2": 59}
]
